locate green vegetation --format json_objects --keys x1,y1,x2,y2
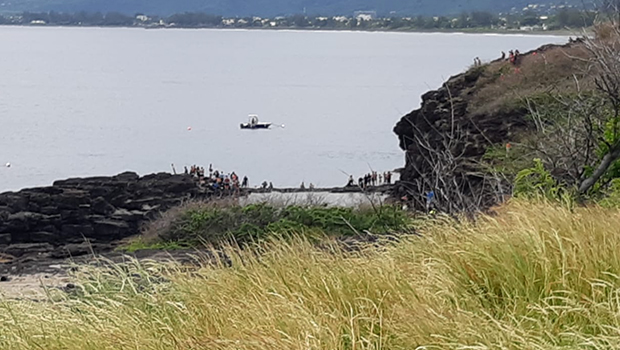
[
  {"x1": 451, "y1": 23, "x2": 620, "y2": 208},
  {"x1": 0, "y1": 0, "x2": 589, "y2": 20},
  {"x1": 5, "y1": 201, "x2": 620, "y2": 348},
  {"x1": 2, "y1": 8, "x2": 595, "y2": 32},
  {"x1": 132, "y1": 202, "x2": 409, "y2": 250}
]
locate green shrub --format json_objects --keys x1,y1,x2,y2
[
  {"x1": 513, "y1": 158, "x2": 566, "y2": 200},
  {"x1": 156, "y1": 203, "x2": 409, "y2": 247}
]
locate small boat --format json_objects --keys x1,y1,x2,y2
[{"x1": 240, "y1": 114, "x2": 272, "y2": 129}]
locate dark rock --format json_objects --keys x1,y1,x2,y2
[
  {"x1": 93, "y1": 220, "x2": 130, "y2": 239},
  {"x1": 50, "y1": 243, "x2": 113, "y2": 259},
  {"x1": 114, "y1": 172, "x2": 140, "y2": 182},
  {"x1": 26, "y1": 192, "x2": 52, "y2": 207},
  {"x1": 2, "y1": 243, "x2": 55, "y2": 257},
  {"x1": 393, "y1": 58, "x2": 534, "y2": 212},
  {"x1": 0, "y1": 234, "x2": 10, "y2": 245},
  {"x1": 60, "y1": 224, "x2": 95, "y2": 238},
  {"x1": 0, "y1": 276, "x2": 9, "y2": 282},
  {"x1": 0, "y1": 172, "x2": 212, "y2": 252},
  {"x1": 55, "y1": 190, "x2": 91, "y2": 210},
  {"x1": 9, "y1": 232, "x2": 31, "y2": 244},
  {"x1": 39, "y1": 206, "x2": 59, "y2": 215},
  {"x1": 111, "y1": 209, "x2": 144, "y2": 222},
  {"x1": 0, "y1": 207, "x2": 10, "y2": 220},
  {"x1": 92, "y1": 197, "x2": 116, "y2": 215},
  {"x1": 0, "y1": 194, "x2": 28, "y2": 212},
  {"x1": 60, "y1": 209, "x2": 91, "y2": 223},
  {"x1": 38, "y1": 225, "x2": 59, "y2": 234},
  {"x1": 31, "y1": 232, "x2": 58, "y2": 244}
]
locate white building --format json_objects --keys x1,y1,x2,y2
[{"x1": 356, "y1": 14, "x2": 373, "y2": 21}]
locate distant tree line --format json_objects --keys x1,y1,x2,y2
[{"x1": 0, "y1": 8, "x2": 597, "y2": 30}]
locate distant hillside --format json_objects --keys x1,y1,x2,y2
[{"x1": 0, "y1": 0, "x2": 591, "y2": 17}]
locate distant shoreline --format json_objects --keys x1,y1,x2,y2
[{"x1": 0, "y1": 23, "x2": 580, "y2": 36}]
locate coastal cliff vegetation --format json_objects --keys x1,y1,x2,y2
[{"x1": 393, "y1": 21, "x2": 620, "y2": 213}]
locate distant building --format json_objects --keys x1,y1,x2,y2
[
  {"x1": 30, "y1": 20, "x2": 45, "y2": 25},
  {"x1": 354, "y1": 11, "x2": 376, "y2": 21},
  {"x1": 136, "y1": 15, "x2": 148, "y2": 22}
]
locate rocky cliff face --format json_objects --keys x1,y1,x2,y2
[
  {"x1": 0, "y1": 172, "x2": 209, "y2": 257},
  {"x1": 392, "y1": 64, "x2": 531, "y2": 212}
]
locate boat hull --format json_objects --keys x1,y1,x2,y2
[{"x1": 240, "y1": 123, "x2": 271, "y2": 129}]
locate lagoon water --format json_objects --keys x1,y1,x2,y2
[{"x1": 0, "y1": 27, "x2": 565, "y2": 192}]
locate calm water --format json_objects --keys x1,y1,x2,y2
[{"x1": 0, "y1": 27, "x2": 565, "y2": 192}]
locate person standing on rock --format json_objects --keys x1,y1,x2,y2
[{"x1": 242, "y1": 176, "x2": 248, "y2": 188}]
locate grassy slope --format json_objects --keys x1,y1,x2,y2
[
  {"x1": 469, "y1": 42, "x2": 592, "y2": 116},
  {"x1": 3, "y1": 201, "x2": 620, "y2": 349}
]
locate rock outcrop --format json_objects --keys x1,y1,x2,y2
[
  {"x1": 0, "y1": 172, "x2": 210, "y2": 256},
  {"x1": 392, "y1": 60, "x2": 531, "y2": 212},
  {"x1": 393, "y1": 41, "x2": 588, "y2": 212}
]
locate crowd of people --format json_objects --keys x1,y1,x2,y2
[
  {"x1": 176, "y1": 163, "x2": 249, "y2": 195},
  {"x1": 346, "y1": 171, "x2": 393, "y2": 189},
  {"x1": 171, "y1": 164, "x2": 396, "y2": 193}
]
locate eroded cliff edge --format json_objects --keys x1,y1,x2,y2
[{"x1": 392, "y1": 40, "x2": 587, "y2": 212}]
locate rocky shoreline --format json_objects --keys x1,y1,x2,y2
[
  {"x1": 0, "y1": 171, "x2": 396, "y2": 295},
  {"x1": 0, "y1": 172, "x2": 212, "y2": 252}
]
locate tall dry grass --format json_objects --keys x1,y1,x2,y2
[{"x1": 2, "y1": 201, "x2": 620, "y2": 349}]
